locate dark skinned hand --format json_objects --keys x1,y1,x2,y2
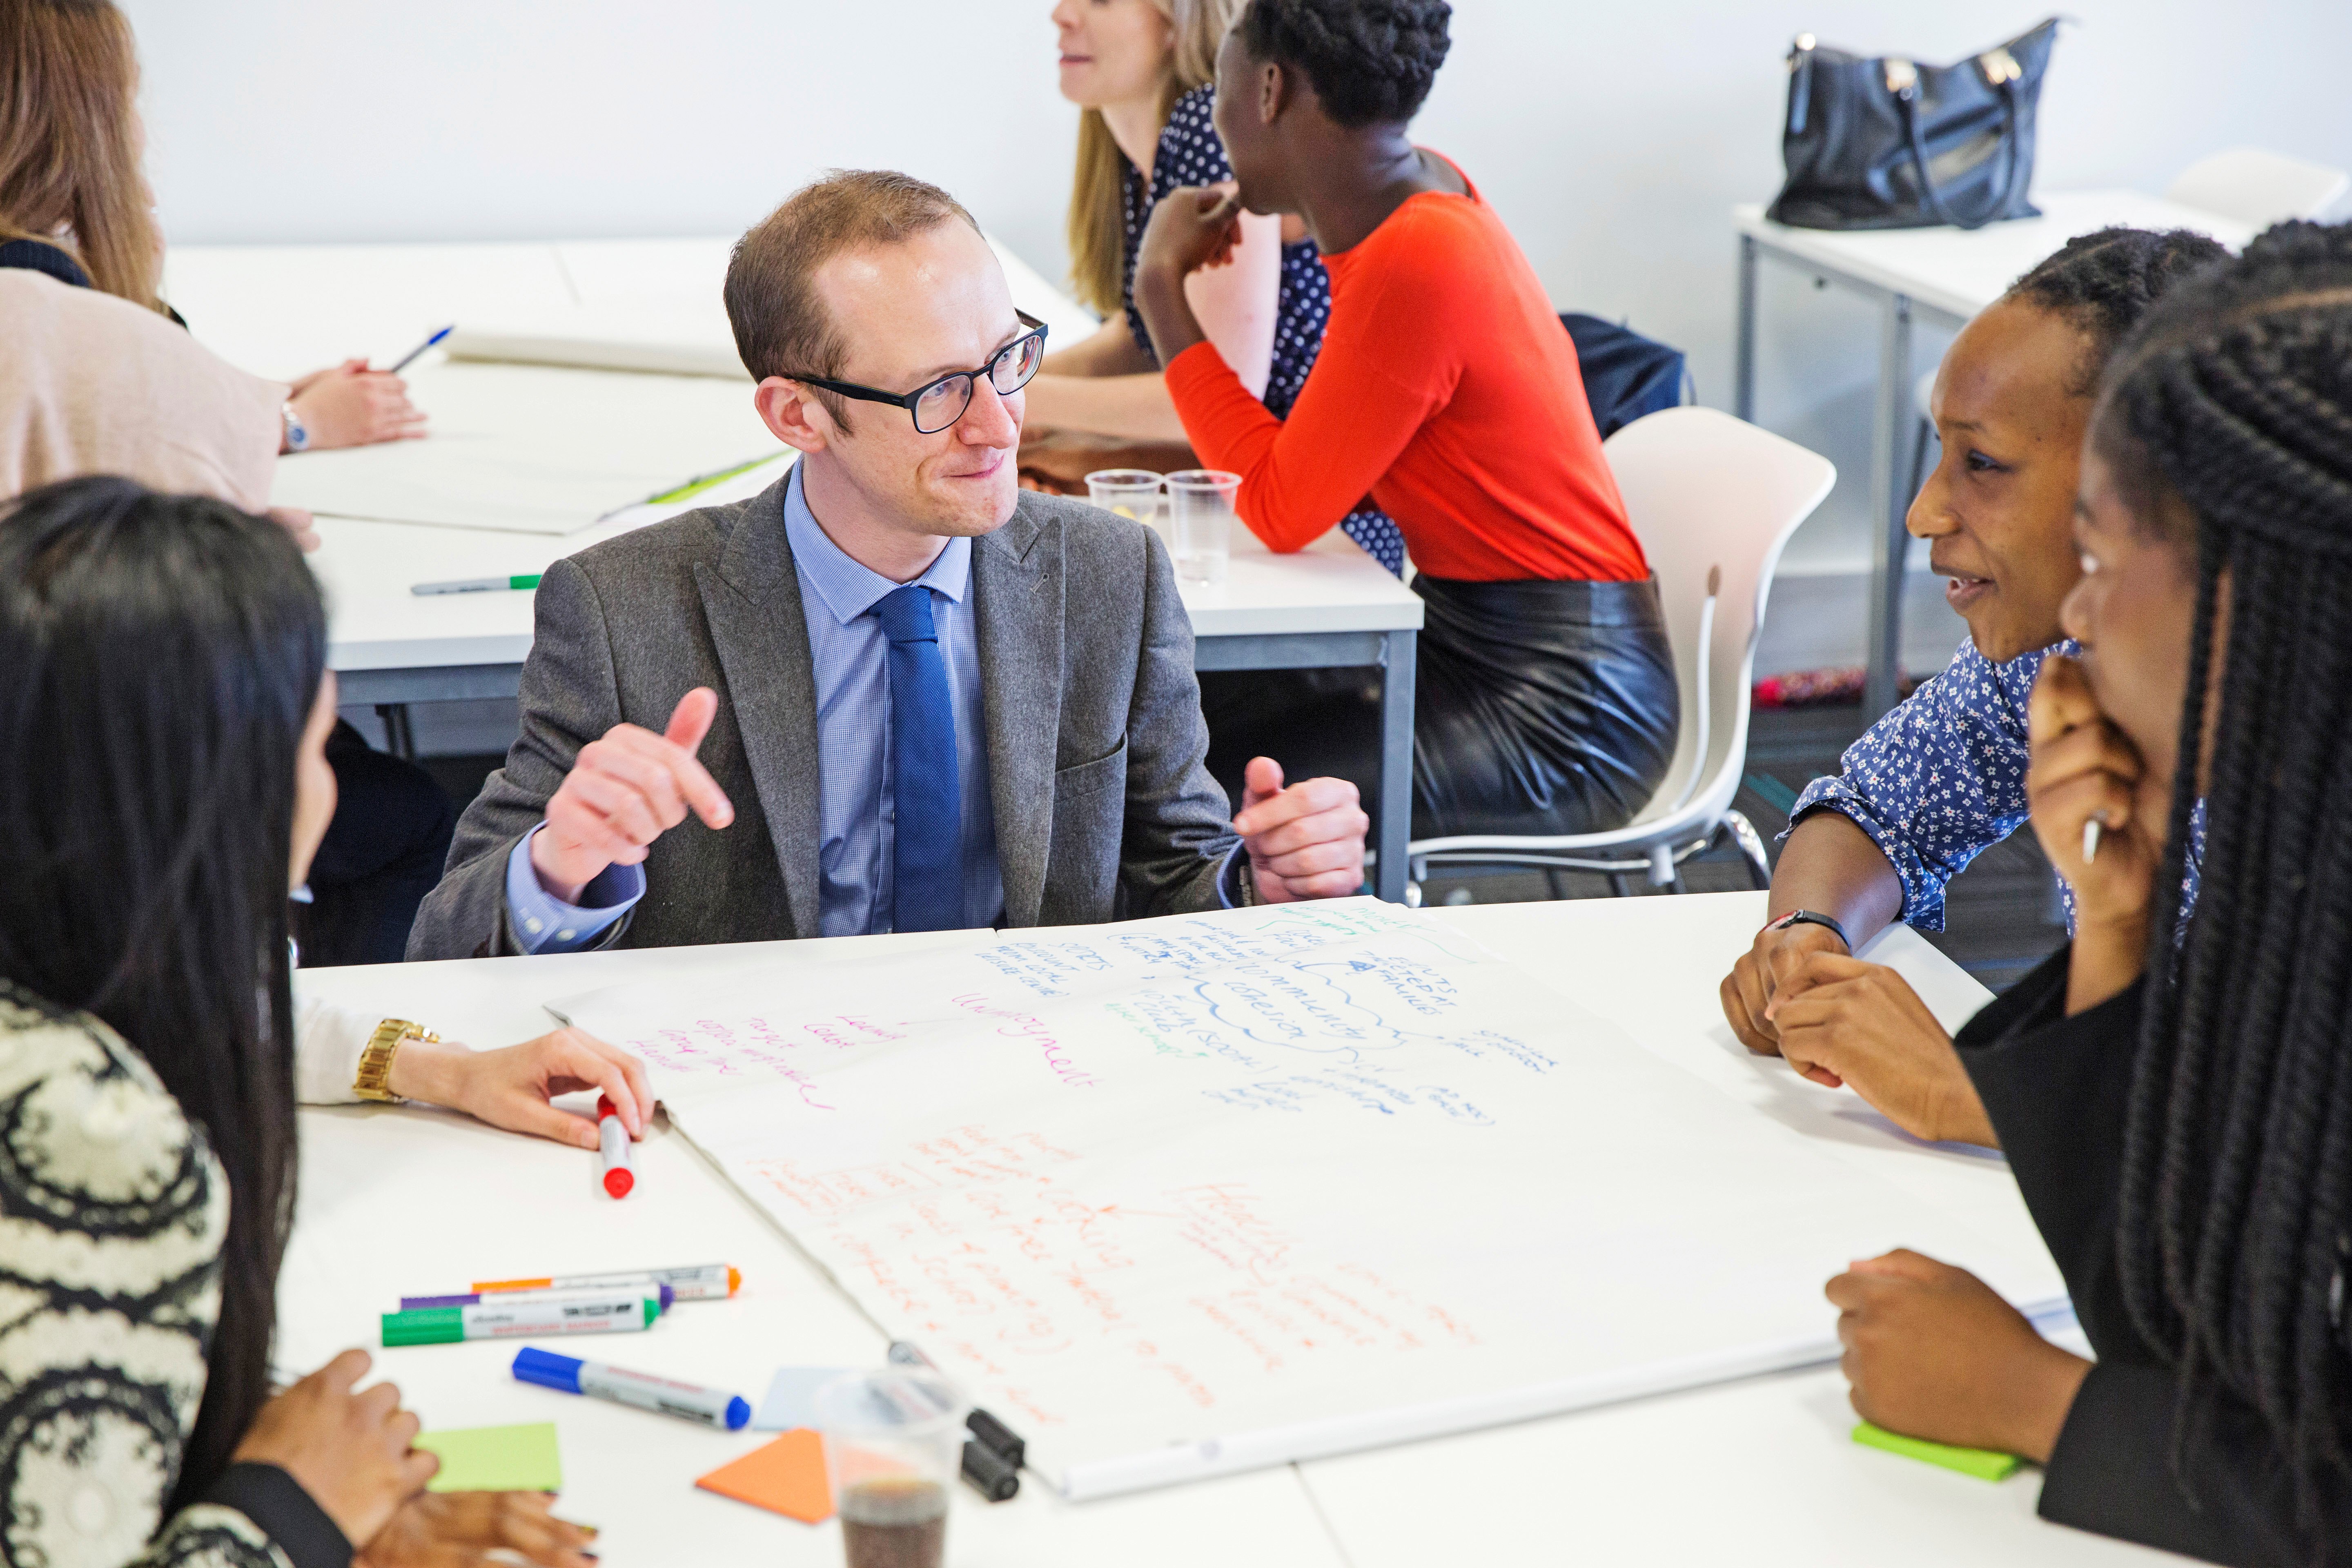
[
  {"x1": 1720, "y1": 920, "x2": 1849, "y2": 1069},
  {"x1": 1827, "y1": 1248, "x2": 2089, "y2": 1461},
  {"x1": 1767, "y1": 955, "x2": 1998, "y2": 1147}
]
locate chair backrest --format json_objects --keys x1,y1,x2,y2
[
  {"x1": 2165, "y1": 148, "x2": 2350, "y2": 227},
  {"x1": 1561, "y1": 313, "x2": 1687, "y2": 439},
  {"x1": 1601, "y1": 408, "x2": 1835, "y2": 831}
]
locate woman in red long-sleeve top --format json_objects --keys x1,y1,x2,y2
[{"x1": 1136, "y1": 0, "x2": 1679, "y2": 840}]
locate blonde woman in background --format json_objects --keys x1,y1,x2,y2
[{"x1": 1022, "y1": 0, "x2": 1405, "y2": 570}]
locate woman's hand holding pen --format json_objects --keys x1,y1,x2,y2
[
  {"x1": 287, "y1": 358, "x2": 429, "y2": 450},
  {"x1": 2026, "y1": 655, "x2": 2156, "y2": 1014}
]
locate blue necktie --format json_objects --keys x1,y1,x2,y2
[{"x1": 873, "y1": 584, "x2": 963, "y2": 931}]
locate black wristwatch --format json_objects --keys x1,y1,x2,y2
[{"x1": 1763, "y1": 908, "x2": 1851, "y2": 951}]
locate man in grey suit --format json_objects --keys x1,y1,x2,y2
[{"x1": 408, "y1": 170, "x2": 1367, "y2": 959}]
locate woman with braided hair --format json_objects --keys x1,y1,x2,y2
[
  {"x1": 1135, "y1": 0, "x2": 1681, "y2": 844},
  {"x1": 1829, "y1": 221, "x2": 2352, "y2": 1564}
]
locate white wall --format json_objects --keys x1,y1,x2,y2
[{"x1": 129, "y1": 0, "x2": 2352, "y2": 670}]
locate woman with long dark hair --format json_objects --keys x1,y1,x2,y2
[
  {"x1": 0, "y1": 477, "x2": 599, "y2": 1568},
  {"x1": 1826, "y1": 223, "x2": 2352, "y2": 1562}
]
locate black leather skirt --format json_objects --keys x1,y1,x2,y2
[{"x1": 1201, "y1": 575, "x2": 1680, "y2": 840}]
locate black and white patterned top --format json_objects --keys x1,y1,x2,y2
[
  {"x1": 1118, "y1": 84, "x2": 1407, "y2": 576},
  {"x1": 0, "y1": 986, "x2": 343, "y2": 1568}
]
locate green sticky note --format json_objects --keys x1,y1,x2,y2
[
  {"x1": 1852, "y1": 1421, "x2": 2022, "y2": 1481},
  {"x1": 416, "y1": 1422, "x2": 563, "y2": 1493}
]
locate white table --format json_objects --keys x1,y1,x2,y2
[
  {"x1": 1732, "y1": 191, "x2": 2252, "y2": 716},
  {"x1": 165, "y1": 241, "x2": 1425, "y2": 898},
  {"x1": 286, "y1": 893, "x2": 2167, "y2": 1565}
]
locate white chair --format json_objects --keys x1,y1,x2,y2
[
  {"x1": 2165, "y1": 148, "x2": 2350, "y2": 228},
  {"x1": 1403, "y1": 407, "x2": 1835, "y2": 902}
]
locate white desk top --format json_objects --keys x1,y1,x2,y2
[
  {"x1": 164, "y1": 239, "x2": 1421, "y2": 672},
  {"x1": 1735, "y1": 189, "x2": 2255, "y2": 323},
  {"x1": 285, "y1": 893, "x2": 2159, "y2": 1564},
  {"x1": 310, "y1": 461, "x2": 1419, "y2": 674}
]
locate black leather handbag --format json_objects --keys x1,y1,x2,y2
[{"x1": 1766, "y1": 18, "x2": 2059, "y2": 231}]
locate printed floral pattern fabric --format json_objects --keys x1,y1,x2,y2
[
  {"x1": 1789, "y1": 637, "x2": 2077, "y2": 933},
  {"x1": 1118, "y1": 85, "x2": 1407, "y2": 575},
  {"x1": 0, "y1": 985, "x2": 290, "y2": 1568}
]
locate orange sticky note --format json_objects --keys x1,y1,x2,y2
[{"x1": 695, "y1": 1429, "x2": 833, "y2": 1523}]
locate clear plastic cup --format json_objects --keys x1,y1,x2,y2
[
  {"x1": 1085, "y1": 468, "x2": 1167, "y2": 546},
  {"x1": 815, "y1": 1370, "x2": 963, "y2": 1568},
  {"x1": 1165, "y1": 469, "x2": 1240, "y2": 588}
]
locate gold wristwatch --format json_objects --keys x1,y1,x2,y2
[{"x1": 354, "y1": 1018, "x2": 438, "y2": 1103}]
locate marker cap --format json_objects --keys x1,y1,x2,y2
[
  {"x1": 724, "y1": 1395, "x2": 753, "y2": 1430},
  {"x1": 603, "y1": 1165, "x2": 635, "y2": 1199},
  {"x1": 961, "y1": 1438, "x2": 1020, "y2": 1501},
  {"x1": 513, "y1": 1347, "x2": 586, "y2": 1393},
  {"x1": 381, "y1": 1307, "x2": 465, "y2": 1347}
]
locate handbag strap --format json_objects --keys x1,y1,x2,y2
[{"x1": 1887, "y1": 51, "x2": 2027, "y2": 232}]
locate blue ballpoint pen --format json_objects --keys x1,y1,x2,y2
[{"x1": 385, "y1": 324, "x2": 455, "y2": 373}]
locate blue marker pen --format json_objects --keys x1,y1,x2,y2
[{"x1": 512, "y1": 1347, "x2": 750, "y2": 1430}]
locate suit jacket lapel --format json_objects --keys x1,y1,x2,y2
[
  {"x1": 693, "y1": 475, "x2": 824, "y2": 938},
  {"x1": 975, "y1": 499, "x2": 1062, "y2": 928}
]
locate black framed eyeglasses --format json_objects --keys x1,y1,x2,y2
[{"x1": 786, "y1": 311, "x2": 1049, "y2": 434}]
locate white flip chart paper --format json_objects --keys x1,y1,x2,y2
[
  {"x1": 550, "y1": 900, "x2": 2064, "y2": 1499},
  {"x1": 269, "y1": 361, "x2": 781, "y2": 535},
  {"x1": 446, "y1": 236, "x2": 1101, "y2": 383}
]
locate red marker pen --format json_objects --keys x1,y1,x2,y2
[{"x1": 597, "y1": 1094, "x2": 634, "y2": 1198}]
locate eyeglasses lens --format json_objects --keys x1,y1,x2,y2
[
  {"x1": 913, "y1": 375, "x2": 973, "y2": 434},
  {"x1": 991, "y1": 332, "x2": 1046, "y2": 395}
]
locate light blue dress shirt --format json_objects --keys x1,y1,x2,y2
[
  {"x1": 503, "y1": 465, "x2": 1253, "y2": 952},
  {"x1": 504, "y1": 463, "x2": 1002, "y2": 949}
]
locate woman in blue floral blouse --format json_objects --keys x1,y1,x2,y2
[{"x1": 1718, "y1": 227, "x2": 2227, "y2": 1144}]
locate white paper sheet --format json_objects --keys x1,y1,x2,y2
[
  {"x1": 269, "y1": 360, "x2": 784, "y2": 535},
  {"x1": 549, "y1": 900, "x2": 2064, "y2": 1499},
  {"x1": 446, "y1": 236, "x2": 1101, "y2": 382}
]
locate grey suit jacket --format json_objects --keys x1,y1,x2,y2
[{"x1": 407, "y1": 479, "x2": 1244, "y2": 959}]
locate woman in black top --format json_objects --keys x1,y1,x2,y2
[{"x1": 1827, "y1": 223, "x2": 2352, "y2": 1564}]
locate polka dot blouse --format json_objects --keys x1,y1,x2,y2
[{"x1": 1117, "y1": 84, "x2": 1406, "y2": 575}]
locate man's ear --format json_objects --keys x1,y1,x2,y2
[{"x1": 755, "y1": 377, "x2": 833, "y2": 454}]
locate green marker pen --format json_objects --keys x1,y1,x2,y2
[
  {"x1": 410, "y1": 574, "x2": 544, "y2": 597},
  {"x1": 382, "y1": 1289, "x2": 659, "y2": 1347}
]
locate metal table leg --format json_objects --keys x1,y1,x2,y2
[
  {"x1": 1735, "y1": 234, "x2": 1759, "y2": 422},
  {"x1": 375, "y1": 702, "x2": 418, "y2": 761},
  {"x1": 1863, "y1": 290, "x2": 1916, "y2": 719},
  {"x1": 1375, "y1": 629, "x2": 1417, "y2": 904}
]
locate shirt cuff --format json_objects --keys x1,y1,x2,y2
[
  {"x1": 200, "y1": 1462, "x2": 352, "y2": 1568},
  {"x1": 1216, "y1": 844, "x2": 1257, "y2": 909},
  {"x1": 505, "y1": 826, "x2": 644, "y2": 954},
  {"x1": 1783, "y1": 784, "x2": 1941, "y2": 931},
  {"x1": 290, "y1": 989, "x2": 378, "y2": 1105}
]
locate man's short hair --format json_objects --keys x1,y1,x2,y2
[{"x1": 724, "y1": 169, "x2": 982, "y2": 419}]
